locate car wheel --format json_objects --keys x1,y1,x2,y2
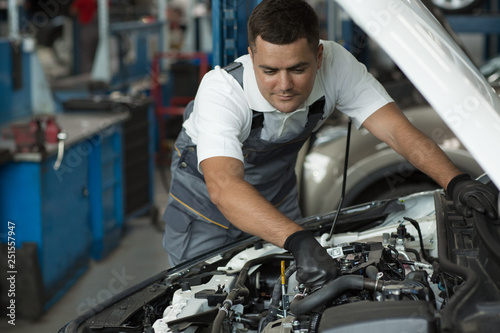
[
  {"x1": 430, "y1": 0, "x2": 483, "y2": 13},
  {"x1": 355, "y1": 180, "x2": 439, "y2": 204},
  {"x1": 345, "y1": 169, "x2": 440, "y2": 207}
]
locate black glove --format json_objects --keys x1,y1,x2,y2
[
  {"x1": 284, "y1": 230, "x2": 338, "y2": 288},
  {"x1": 447, "y1": 174, "x2": 498, "y2": 219}
]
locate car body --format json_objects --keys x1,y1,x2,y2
[{"x1": 59, "y1": 1, "x2": 500, "y2": 332}]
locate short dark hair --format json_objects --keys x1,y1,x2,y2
[{"x1": 248, "y1": 0, "x2": 320, "y2": 53}]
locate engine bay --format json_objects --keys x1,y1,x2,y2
[
  {"x1": 153, "y1": 217, "x2": 444, "y2": 333},
  {"x1": 65, "y1": 190, "x2": 500, "y2": 333}
]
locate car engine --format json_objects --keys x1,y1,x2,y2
[
  {"x1": 152, "y1": 217, "x2": 442, "y2": 333},
  {"x1": 66, "y1": 189, "x2": 500, "y2": 333}
]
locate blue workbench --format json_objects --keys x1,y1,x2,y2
[{"x1": 0, "y1": 112, "x2": 127, "y2": 311}]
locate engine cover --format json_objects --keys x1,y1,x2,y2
[{"x1": 318, "y1": 300, "x2": 436, "y2": 333}]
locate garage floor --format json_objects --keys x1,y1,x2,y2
[{"x1": 1, "y1": 168, "x2": 171, "y2": 333}]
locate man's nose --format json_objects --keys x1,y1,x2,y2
[{"x1": 277, "y1": 71, "x2": 293, "y2": 92}]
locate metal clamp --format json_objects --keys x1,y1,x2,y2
[{"x1": 53, "y1": 131, "x2": 68, "y2": 170}]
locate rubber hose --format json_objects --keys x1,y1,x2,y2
[
  {"x1": 404, "y1": 247, "x2": 421, "y2": 261},
  {"x1": 365, "y1": 265, "x2": 379, "y2": 279},
  {"x1": 404, "y1": 216, "x2": 437, "y2": 263},
  {"x1": 308, "y1": 313, "x2": 322, "y2": 333},
  {"x1": 212, "y1": 308, "x2": 226, "y2": 333},
  {"x1": 290, "y1": 275, "x2": 366, "y2": 315}
]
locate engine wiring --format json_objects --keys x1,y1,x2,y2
[
  {"x1": 148, "y1": 216, "x2": 469, "y2": 333},
  {"x1": 403, "y1": 216, "x2": 438, "y2": 264}
]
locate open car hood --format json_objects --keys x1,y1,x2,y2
[{"x1": 336, "y1": 0, "x2": 500, "y2": 189}]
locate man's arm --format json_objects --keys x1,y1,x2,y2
[
  {"x1": 363, "y1": 102, "x2": 498, "y2": 218},
  {"x1": 361, "y1": 102, "x2": 462, "y2": 188},
  {"x1": 201, "y1": 155, "x2": 339, "y2": 287},
  {"x1": 201, "y1": 156, "x2": 303, "y2": 247}
]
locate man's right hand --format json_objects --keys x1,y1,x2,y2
[
  {"x1": 447, "y1": 174, "x2": 498, "y2": 219},
  {"x1": 284, "y1": 230, "x2": 338, "y2": 288}
]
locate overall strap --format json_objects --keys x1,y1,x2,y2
[
  {"x1": 223, "y1": 62, "x2": 244, "y2": 88},
  {"x1": 184, "y1": 62, "x2": 244, "y2": 122},
  {"x1": 223, "y1": 62, "x2": 264, "y2": 128}
]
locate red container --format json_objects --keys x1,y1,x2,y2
[{"x1": 11, "y1": 120, "x2": 43, "y2": 152}]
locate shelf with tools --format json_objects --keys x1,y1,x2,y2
[
  {"x1": 0, "y1": 112, "x2": 127, "y2": 313},
  {"x1": 0, "y1": 37, "x2": 131, "y2": 315}
]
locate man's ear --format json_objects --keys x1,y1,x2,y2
[
  {"x1": 317, "y1": 43, "x2": 324, "y2": 70},
  {"x1": 248, "y1": 46, "x2": 254, "y2": 60}
]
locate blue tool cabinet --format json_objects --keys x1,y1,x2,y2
[
  {"x1": 0, "y1": 37, "x2": 130, "y2": 316},
  {"x1": 0, "y1": 113, "x2": 127, "y2": 312},
  {"x1": 62, "y1": 97, "x2": 156, "y2": 222},
  {"x1": 0, "y1": 141, "x2": 92, "y2": 309},
  {"x1": 88, "y1": 123, "x2": 124, "y2": 260}
]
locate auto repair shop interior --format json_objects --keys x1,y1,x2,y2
[{"x1": 0, "y1": 0, "x2": 499, "y2": 332}]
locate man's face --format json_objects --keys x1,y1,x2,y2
[{"x1": 249, "y1": 37, "x2": 323, "y2": 113}]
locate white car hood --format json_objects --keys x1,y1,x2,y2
[{"x1": 336, "y1": 0, "x2": 500, "y2": 189}]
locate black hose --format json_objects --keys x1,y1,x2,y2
[
  {"x1": 386, "y1": 261, "x2": 405, "y2": 280},
  {"x1": 387, "y1": 245, "x2": 405, "y2": 279},
  {"x1": 365, "y1": 265, "x2": 379, "y2": 279},
  {"x1": 308, "y1": 313, "x2": 322, "y2": 333},
  {"x1": 212, "y1": 306, "x2": 226, "y2": 333},
  {"x1": 387, "y1": 244, "x2": 399, "y2": 257},
  {"x1": 440, "y1": 272, "x2": 451, "y2": 305},
  {"x1": 403, "y1": 217, "x2": 437, "y2": 264},
  {"x1": 404, "y1": 248, "x2": 421, "y2": 261},
  {"x1": 290, "y1": 275, "x2": 373, "y2": 315},
  {"x1": 238, "y1": 313, "x2": 266, "y2": 327}
]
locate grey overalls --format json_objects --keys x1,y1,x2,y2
[{"x1": 162, "y1": 63, "x2": 326, "y2": 265}]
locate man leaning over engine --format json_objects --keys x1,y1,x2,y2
[{"x1": 161, "y1": 0, "x2": 498, "y2": 288}]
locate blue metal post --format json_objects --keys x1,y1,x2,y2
[
  {"x1": 212, "y1": 0, "x2": 222, "y2": 67},
  {"x1": 212, "y1": 0, "x2": 261, "y2": 67}
]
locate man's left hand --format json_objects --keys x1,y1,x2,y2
[{"x1": 447, "y1": 174, "x2": 498, "y2": 219}]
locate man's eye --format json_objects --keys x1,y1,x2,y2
[
  {"x1": 292, "y1": 68, "x2": 305, "y2": 74},
  {"x1": 263, "y1": 70, "x2": 276, "y2": 75}
]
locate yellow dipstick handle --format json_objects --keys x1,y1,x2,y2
[
  {"x1": 281, "y1": 260, "x2": 285, "y2": 284},
  {"x1": 281, "y1": 260, "x2": 287, "y2": 317}
]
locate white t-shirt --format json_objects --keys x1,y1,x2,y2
[{"x1": 183, "y1": 40, "x2": 393, "y2": 166}]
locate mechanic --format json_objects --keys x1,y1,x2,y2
[{"x1": 162, "y1": 0, "x2": 498, "y2": 286}]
